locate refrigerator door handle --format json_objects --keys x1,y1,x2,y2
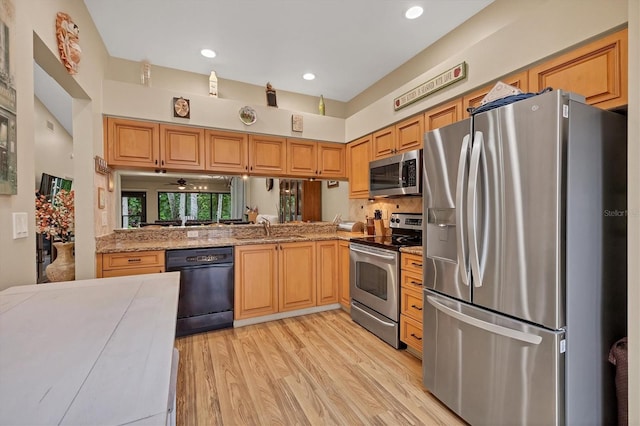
[
  {"x1": 467, "y1": 131, "x2": 483, "y2": 288},
  {"x1": 455, "y1": 134, "x2": 471, "y2": 287},
  {"x1": 426, "y1": 295, "x2": 543, "y2": 345}
]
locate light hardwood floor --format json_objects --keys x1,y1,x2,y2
[{"x1": 175, "y1": 309, "x2": 466, "y2": 425}]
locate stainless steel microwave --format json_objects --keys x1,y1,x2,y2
[{"x1": 369, "y1": 149, "x2": 422, "y2": 197}]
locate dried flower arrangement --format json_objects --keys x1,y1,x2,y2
[{"x1": 35, "y1": 189, "x2": 75, "y2": 243}]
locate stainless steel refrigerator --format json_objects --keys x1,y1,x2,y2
[{"x1": 422, "y1": 90, "x2": 627, "y2": 425}]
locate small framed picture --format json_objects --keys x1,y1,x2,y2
[
  {"x1": 327, "y1": 180, "x2": 339, "y2": 188},
  {"x1": 291, "y1": 114, "x2": 303, "y2": 132},
  {"x1": 98, "y1": 187, "x2": 106, "y2": 209}
]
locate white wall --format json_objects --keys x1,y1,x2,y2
[
  {"x1": 34, "y1": 97, "x2": 73, "y2": 187},
  {"x1": 0, "y1": 0, "x2": 109, "y2": 290}
]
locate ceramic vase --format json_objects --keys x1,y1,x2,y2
[{"x1": 46, "y1": 241, "x2": 75, "y2": 282}]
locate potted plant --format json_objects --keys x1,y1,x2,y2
[{"x1": 35, "y1": 189, "x2": 75, "y2": 282}]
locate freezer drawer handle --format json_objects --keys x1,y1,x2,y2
[{"x1": 427, "y1": 296, "x2": 542, "y2": 345}]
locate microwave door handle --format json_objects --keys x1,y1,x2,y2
[
  {"x1": 350, "y1": 246, "x2": 396, "y2": 261},
  {"x1": 456, "y1": 134, "x2": 471, "y2": 286},
  {"x1": 467, "y1": 131, "x2": 483, "y2": 288}
]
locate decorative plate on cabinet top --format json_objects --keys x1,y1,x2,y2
[{"x1": 239, "y1": 106, "x2": 257, "y2": 125}]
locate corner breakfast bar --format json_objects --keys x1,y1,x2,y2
[{"x1": 0, "y1": 272, "x2": 180, "y2": 426}]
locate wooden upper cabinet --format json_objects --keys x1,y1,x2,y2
[
  {"x1": 204, "y1": 129, "x2": 249, "y2": 174},
  {"x1": 159, "y1": 124, "x2": 205, "y2": 170},
  {"x1": 347, "y1": 134, "x2": 372, "y2": 199},
  {"x1": 528, "y1": 28, "x2": 627, "y2": 110},
  {"x1": 425, "y1": 98, "x2": 465, "y2": 130},
  {"x1": 463, "y1": 71, "x2": 529, "y2": 118},
  {"x1": 249, "y1": 134, "x2": 286, "y2": 175},
  {"x1": 317, "y1": 142, "x2": 346, "y2": 179},
  {"x1": 372, "y1": 126, "x2": 395, "y2": 159},
  {"x1": 395, "y1": 115, "x2": 424, "y2": 153},
  {"x1": 105, "y1": 117, "x2": 160, "y2": 168},
  {"x1": 287, "y1": 139, "x2": 317, "y2": 176},
  {"x1": 287, "y1": 139, "x2": 345, "y2": 178}
]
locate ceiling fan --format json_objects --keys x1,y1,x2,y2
[{"x1": 165, "y1": 178, "x2": 189, "y2": 190}]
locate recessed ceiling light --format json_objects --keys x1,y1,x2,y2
[
  {"x1": 200, "y1": 49, "x2": 216, "y2": 58},
  {"x1": 303, "y1": 73, "x2": 316, "y2": 81},
  {"x1": 405, "y1": 6, "x2": 423, "y2": 19}
]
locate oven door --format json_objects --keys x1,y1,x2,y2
[{"x1": 349, "y1": 242, "x2": 399, "y2": 321}]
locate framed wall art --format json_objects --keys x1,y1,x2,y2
[{"x1": 0, "y1": 0, "x2": 16, "y2": 195}]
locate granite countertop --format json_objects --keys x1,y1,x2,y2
[{"x1": 96, "y1": 223, "x2": 365, "y2": 254}]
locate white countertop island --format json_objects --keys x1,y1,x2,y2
[{"x1": 0, "y1": 272, "x2": 180, "y2": 426}]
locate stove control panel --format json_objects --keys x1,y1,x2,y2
[{"x1": 389, "y1": 213, "x2": 423, "y2": 230}]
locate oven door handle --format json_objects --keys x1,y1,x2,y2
[{"x1": 350, "y1": 246, "x2": 396, "y2": 260}]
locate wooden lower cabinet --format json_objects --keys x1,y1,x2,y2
[
  {"x1": 338, "y1": 240, "x2": 351, "y2": 308},
  {"x1": 400, "y1": 252, "x2": 424, "y2": 354},
  {"x1": 316, "y1": 240, "x2": 339, "y2": 306},
  {"x1": 279, "y1": 241, "x2": 316, "y2": 312},
  {"x1": 234, "y1": 244, "x2": 279, "y2": 319},
  {"x1": 97, "y1": 250, "x2": 165, "y2": 278},
  {"x1": 235, "y1": 240, "x2": 341, "y2": 320}
]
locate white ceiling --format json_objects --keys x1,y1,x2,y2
[{"x1": 83, "y1": 0, "x2": 493, "y2": 102}]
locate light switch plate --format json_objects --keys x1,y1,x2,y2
[
  {"x1": 101, "y1": 211, "x2": 108, "y2": 227},
  {"x1": 12, "y1": 212, "x2": 28, "y2": 239}
]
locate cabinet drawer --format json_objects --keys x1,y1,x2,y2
[
  {"x1": 401, "y1": 285, "x2": 423, "y2": 322},
  {"x1": 102, "y1": 251, "x2": 165, "y2": 270},
  {"x1": 400, "y1": 314, "x2": 423, "y2": 353},
  {"x1": 401, "y1": 253, "x2": 423, "y2": 274},
  {"x1": 102, "y1": 266, "x2": 165, "y2": 278},
  {"x1": 401, "y1": 269, "x2": 423, "y2": 290}
]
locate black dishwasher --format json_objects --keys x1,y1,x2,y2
[{"x1": 166, "y1": 247, "x2": 234, "y2": 337}]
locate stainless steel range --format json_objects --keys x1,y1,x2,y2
[{"x1": 349, "y1": 212, "x2": 422, "y2": 348}]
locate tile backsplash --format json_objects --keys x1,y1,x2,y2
[{"x1": 348, "y1": 197, "x2": 422, "y2": 224}]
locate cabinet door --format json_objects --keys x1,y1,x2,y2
[
  {"x1": 279, "y1": 242, "x2": 316, "y2": 312},
  {"x1": 234, "y1": 244, "x2": 278, "y2": 319},
  {"x1": 160, "y1": 124, "x2": 205, "y2": 170},
  {"x1": 395, "y1": 115, "x2": 424, "y2": 153},
  {"x1": 347, "y1": 135, "x2": 372, "y2": 199},
  {"x1": 463, "y1": 71, "x2": 528, "y2": 118},
  {"x1": 317, "y1": 142, "x2": 346, "y2": 179},
  {"x1": 204, "y1": 130, "x2": 249, "y2": 174},
  {"x1": 528, "y1": 28, "x2": 627, "y2": 110},
  {"x1": 249, "y1": 134, "x2": 286, "y2": 175},
  {"x1": 338, "y1": 240, "x2": 351, "y2": 309},
  {"x1": 316, "y1": 240, "x2": 339, "y2": 305},
  {"x1": 372, "y1": 126, "x2": 395, "y2": 159},
  {"x1": 425, "y1": 98, "x2": 464, "y2": 130},
  {"x1": 286, "y1": 138, "x2": 317, "y2": 176},
  {"x1": 106, "y1": 117, "x2": 159, "y2": 168}
]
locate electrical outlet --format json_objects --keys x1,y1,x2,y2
[
  {"x1": 187, "y1": 230, "x2": 198, "y2": 238},
  {"x1": 101, "y1": 211, "x2": 108, "y2": 227}
]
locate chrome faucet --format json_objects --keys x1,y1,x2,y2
[{"x1": 262, "y1": 219, "x2": 271, "y2": 236}]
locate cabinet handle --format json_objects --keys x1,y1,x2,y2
[
  {"x1": 411, "y1": 304, "x2": 423, "y2": 311},
  {"x1": 411, "y1": 262, "x2": 423, "y2": 267},
  {"x1": 154, "y1": 160, "x2": 158, "y2": 165},
  {"x1": 250, "y1": 166, "x2": 253, "y2": 171},
  {"x1": 245, "y1": 165, "x2": 249, "y2": 170},
  {"x1": 410, "y1": 280, "x2": 422, "y2": 286},
  {"x1": 410, "y1": 333, "x2": 422, "y2": 341},
  {"x1": 127, "y1": 258, "x2": 141, "y2": 262},
  {"x1": 318, "y1": 170, "x2": 321, "y2": 175},
  {"x1": 161, "y1": 160, "x2": 164, "y2": 166}
]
